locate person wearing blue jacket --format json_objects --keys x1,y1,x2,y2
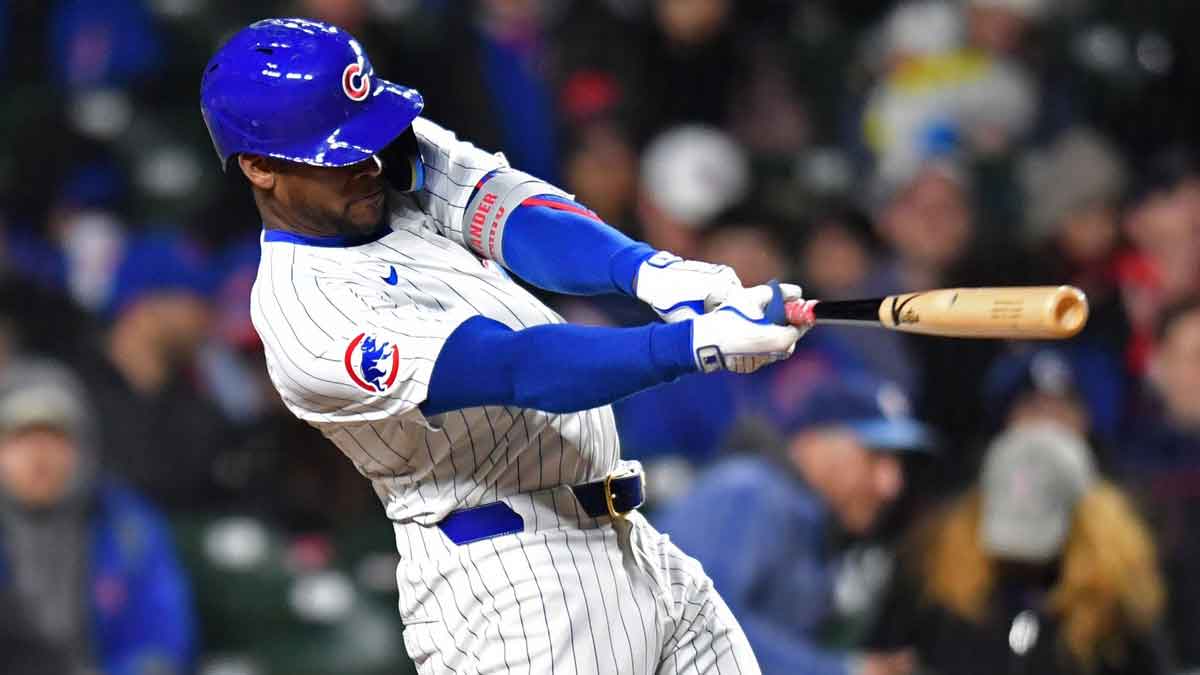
[
  {"x1": 0, "y1": 359, "x2": 194, "y2": 675},
  {"x1": 656, "y1": 375, "x2": 931, "y2": 675}
]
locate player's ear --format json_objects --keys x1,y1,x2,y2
[{"x1": 238, "y1": 153, "x2": 277, "y2": 190}]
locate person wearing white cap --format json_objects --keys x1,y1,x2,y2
[
  {"x1": 0, "y1": 359, "x2": 195, "y2": 674},
  {"x1": 865, "y1": 423, "x2": 1171, "y2": 675},
  {"x1": 636, "y1": 125, "x2": 751, "y2": 258}
]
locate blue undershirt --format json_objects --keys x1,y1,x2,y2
[
  {"x1": 422, "y1": 316, "x2": 696, "y2": 416},
  {"x1": 421, "y1": 197, "x2": 695, "y2": 416},
  {"x1": 500, "y1": 193, "x2": 654, "y2": 296}
]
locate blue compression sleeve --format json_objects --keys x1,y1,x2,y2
[
  {"x1": 420, "y1": 316, "x2": 697, "y2": 416},
  {"x1": 500, "y1": 194, "x2": 655, "y2": 296}
]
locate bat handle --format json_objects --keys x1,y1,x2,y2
[
  {"x1": 785, "y1": 299, "x2": 819, "y2": 328},
  {"x1": 765, "y1": 281, "x2": 819, "y2": 328}
]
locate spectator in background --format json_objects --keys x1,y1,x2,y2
[
  {"x1": 402, "y1": 0, "x2": 562, "y2": 183},
  {"x1": 636, "y1": 0, "x2": 742, "y2": 136},
  {"x1": 1124, "y1": 296, "x2": 1200, "y2": 471},
  {"x1": 868, "y1": 423, "x2": 1170, "y2": 675},
  {"x1": 657, "y1": 376, "x2": 929, "y2": 675},
  {"x1": 872, "y1": 161, "x2": 974, "y2": 293},
  {"x1": 1117, "y1": 151, "x2": 1200, "y2": 373},
  {"x1": 560, "y1": 116, "x2": 639, "y2": 230},
  {"x1": 45, "y1": 160, "x2": 129, "y2": 314},
  {"x1": 799, "y1": 206, "x2": 878, "y2": 301},
  {"x1": 983, "y1": 345, "x2": 1125, "y2": 447},
  {"x1": 795, "y1": 204, "x2": 918, "y2": 393},
  {"x1": 869, "y1": 161, "x2": 1003, "y2": 448},
  {"x1": 0, "y1": 584, "x2": 73, "y2": 675},
  {"x1": 1120, "y1": 296, "x2": 1200, "y2": 667},
  {"x1": 73, "y1": 232, "x2": 232, "y2": 511},
  {"x1": 636, "y1": 125, "x2": 750, "y2": 259},
  {"x1": 965, "y1": 0, "x2": 1045, "y2": 58},
  {"x1": 863, "y1": 0, "x2": 1037, "y2": 183},
  {"x1": 1022, "y1": 127, "x2": 1131, "y2": 354},
  {"x1": 0, "y1": 258, "x2": 91, "y2": 367},
  {"x1": 726, "y1": 39, "x2": 811, "y2": 159},
  {"x1": 700, "y1": 223, "x2": 787, "y2": 288},
  {"x1": 0, "y1": 359, "x2": 195, "y2": 674},
  {"x1": 49, "y1": 0, "x2": 163, "y2": 90}
]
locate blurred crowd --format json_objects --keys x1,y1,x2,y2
[{"x1": 2, "y1": 0, "x2": 1200, "y2": 674}]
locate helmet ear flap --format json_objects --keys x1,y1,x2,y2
[{"x1": 380, "y1": 127, "x2": 424, "y2": 192}]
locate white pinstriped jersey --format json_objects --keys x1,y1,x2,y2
[{"x1": 250, "y1": 117, "x2": 624, "y2": 525}]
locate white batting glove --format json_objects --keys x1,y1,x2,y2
[
  {"x1": 690, "y1": 283, "x2": 808, "y2": 374},
  {"x1": 634, "y1": 251, "x2": 742, "y2": 323}
]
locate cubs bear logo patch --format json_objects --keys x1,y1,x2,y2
[{"x1": 344, "y1": 332, "x2": 399, "y2": 392}]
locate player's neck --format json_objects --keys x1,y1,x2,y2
[
  {"x1": 254, "y1": 192, "x2": 328, "y2": 238},
  {"x1": 254, "y1": 191, "x2": 382, "y2": 241}
]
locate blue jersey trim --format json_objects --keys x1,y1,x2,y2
[{"x1": 262, "y1": 223, "x2": 391, "y2": 248}]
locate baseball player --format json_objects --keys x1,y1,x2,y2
[{"x1": 201, "y1": 18, "x2": 809, "y2": 675}]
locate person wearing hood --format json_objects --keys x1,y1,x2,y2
[
  {"x1": 866, "y1": 423, "x2": 1171, "y2": 675},
  {"x1": 0, "y1": 359, "x2": 195, "y2": 674}
]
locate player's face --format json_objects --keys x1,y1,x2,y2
[
  {"x1": 268, "y1": 155, "x2": 388, "y2": 236},
  {"x1": 0, "y1": 427, "x2": 79, "y2": 508}
]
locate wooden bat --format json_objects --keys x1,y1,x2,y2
[{"x1": 782, "y1": 286, "x2": 1089, "y2": 339}]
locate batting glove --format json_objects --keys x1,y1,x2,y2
[
  {"x1": 690, "y1": 283, "x2": 808, "y2": 374},
  {"x1": 634, "y1": 251, "x2": 743, "y2": 323}
]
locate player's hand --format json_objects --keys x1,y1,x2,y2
[
  {"x1": 690, "y1": 284, "x2": 807, "y2": 374},
  {"x1": 635, "y1": 251, "x2": 742, "y2": 323}
]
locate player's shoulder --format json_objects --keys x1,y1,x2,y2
[
  {"x1": 410, "y1": 116, "x2": 452, "y2": 145},
  {"x1": 411, "y1": 117, "x2": 464, "y2": 159},
  {"x1": 411, "y1": 117, "x2": 508, "y2": 170}
]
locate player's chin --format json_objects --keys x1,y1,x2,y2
[{"x1": 346, "y1": 190, "x2": 387, "y2": 228}]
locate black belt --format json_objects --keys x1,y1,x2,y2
[{"x1": 437, "y1": 472, "x2": 645, "y2": 545}]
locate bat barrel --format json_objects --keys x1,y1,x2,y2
[
  {"x1": 1051, "y1": 288, "x2": 1089, "y2": 337},
  {"x1": 878, "y1": 285, "x2": 1089, "y2": 339}
]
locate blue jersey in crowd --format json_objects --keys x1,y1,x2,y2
[
  {"x1": 0, "y1": 480, "x2": 195, "y2": 675},
  {"x1": 656, "y1": 455, "x2": 852, "y2": 675}
]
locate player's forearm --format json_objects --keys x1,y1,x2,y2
[
  {"x1": 420, "y1": 316, "x2": 696, "y2": 416},
  {"x1": 500, "y1": 195, "x2": 654, "y2": 296}
]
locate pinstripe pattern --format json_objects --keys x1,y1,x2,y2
[
  {"x1": 394, "y1": 500, "x2": 759, "y2": 675},
  {"x1": 251, "y1": 198, "x2": 619, "y2": 522},
  {"x1": 251, "y1": 117, "x2": 758, "y2": 673}
]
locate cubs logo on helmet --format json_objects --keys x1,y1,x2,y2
[
  {"x1": 342, "y1": 62, "x2": 370, "y2": 101},
  {"x1": 344, "y1": 333, "x2": 400, "y2": 393}
]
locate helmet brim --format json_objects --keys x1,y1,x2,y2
[{"x1": 259, "y1": 78, "x2": 424, "y2": 168}]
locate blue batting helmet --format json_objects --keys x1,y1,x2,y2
[{"x1": 200, "y1": 18, "x2": 424, "y2": 170}]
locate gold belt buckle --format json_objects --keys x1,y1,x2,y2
[{"x1": 604, "y1": 470, "x2": 643, "y2": 520}]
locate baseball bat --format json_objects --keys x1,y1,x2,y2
[{"x1": 781, "y1": 286, "x2": 1088, "y2": 339}]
